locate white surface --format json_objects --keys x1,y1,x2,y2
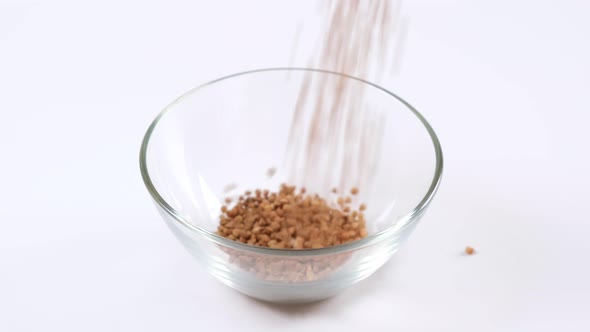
[{"x1": 1, "y1": 0, "x2": 589, "y2": 330}]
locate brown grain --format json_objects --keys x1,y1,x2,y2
[
  {"x1": 216, "y1": 184, "x2": 367, "y2": 249},
  {"x1": 287, "y1": 1, "x2": 403, "y2": 193}
]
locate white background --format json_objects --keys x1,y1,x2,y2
[{"x1": 1, "y1": 0, "x2": 589, "y2": 331}]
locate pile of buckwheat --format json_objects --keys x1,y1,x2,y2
[{"x1": 216, "y1": 184, "x2": 368, "y2": 249}]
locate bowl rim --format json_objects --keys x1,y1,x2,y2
[{"x1": 140, "y1": 67, "x2": 443, "y2": 256}]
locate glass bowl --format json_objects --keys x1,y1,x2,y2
[{"x1": 140, "y1": 68, "x2": 443, "y2": 303}]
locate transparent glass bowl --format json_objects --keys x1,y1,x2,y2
[{"x1": 140, "y1": 68, "x2": 443, "y2": 303}]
